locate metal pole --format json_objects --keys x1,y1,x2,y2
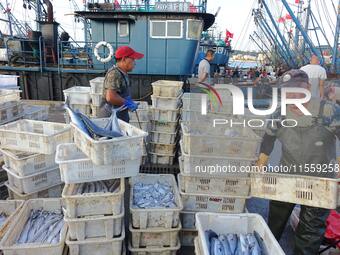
[
  {"x1": 261, "y1": 0, "x2": 297, "y2": 67},
  {"x1": 281, "y1": 0, "x2": 323, "y2": 64},
  {"x1": 5, "y1": 0, "x2": 12, "y2": 36},
  {"x1": 331, "y1": 0, "x2": 340, "y2": 73},
  {"x1": 256, "y1": 18, "x2": 288, "y2": 66},
  {"x1": 258, "y1": 15, "x2": 291, "y2": 65},
  {"x1": 250, "y1": 34, "x2": 271, "y2": 61},
  {"x1": 301, "y1": 0, "x2": 311, "y2": 57}
]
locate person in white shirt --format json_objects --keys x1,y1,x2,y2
[
  {"x1": 198, "y1": 49, "x2": 215, "y2": 83},
  {"x1": 300, "y1": 54, "x2": 327, "y2": 98}
]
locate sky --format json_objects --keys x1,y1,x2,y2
[{"x1": 0, "y1": 0, "x2": 338, "y2": 51}]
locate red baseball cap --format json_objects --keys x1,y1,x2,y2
[{"x1": 115, "y1": 46, "x2": 144, "y2": 60}]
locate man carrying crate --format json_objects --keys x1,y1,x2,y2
[
  {"x1": 101, "y1": 46, "x2": 144, "y2": 122},
  {"x1": 256, "y1": 69, "x2": 340, "y2": 255}
]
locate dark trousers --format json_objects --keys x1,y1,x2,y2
[{"x1": 268, "y1": 200, "x2": 330, "y2": 255}]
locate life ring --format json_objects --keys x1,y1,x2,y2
[{"x1": 94, "y1": 41, "x2": 114, "y2": 63}]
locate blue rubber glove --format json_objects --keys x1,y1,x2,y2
[{"x1": 123, "y1": 96, "x2": 138, "y2": 112}]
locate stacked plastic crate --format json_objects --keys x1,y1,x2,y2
[
  {"x1": 0, "y1": 88, "x2": 24, "y2": 198},
  {"x1": 0, "y1": 119, "x2": 72, "y2": 200},
  {"x1": 150, "y1": 80, "x2": 183, "y2": 165},
  {"x1": 179, "y1": 91, "x2": 261, "y2": 247},
  {"x1": 128, "y1": 101, "x2": 151, "y2": 164},
  {"x1": 63, "y1": 86, "x2": 92, "y2": 121},
  {"x1": 89, "y1": 77, "x2": 105, "y2": 118},
  {"x1": 128, "y1": 174, "x2": 183, "y2": 254},
  {"x1": 55, "y1": 115, "x2": 147, "y2": 255}
]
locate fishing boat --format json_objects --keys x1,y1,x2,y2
[{"x1": 0, "y1": 0, "x2": 215, "y2": 100}]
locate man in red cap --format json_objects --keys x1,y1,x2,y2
[{"x1": 101, "y1": 46, "x2": 144, "y2": 122}]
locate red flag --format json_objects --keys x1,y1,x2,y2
[
  {"x1": 295, "y1": 0, "x2": 300, "y2": 3},
  {"x1": 226, "y1": 30, "x2": 234, "y2": 39},
  {"x1": 285, "y1": 14, "x2": 292, "y2": 20},
  {"x1": 278, "y1": 17, "x2": 285, "y2": 23}
]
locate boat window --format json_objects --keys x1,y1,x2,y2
[
  {"x1": 151, "y1": 21, "x2": 166, "y2": 38},
  {"x1": 187, "y1": 20, "x2": 202, "y2": 40},
  {"x1": 167, "y1": 21, "x2": 182, "y2": 38},
  {"x1": 118, "y1": 21, "x2": 129, "y2": 37},
  {"x1": 150, "y1": 20, "x2": 183, "y2": 38}
]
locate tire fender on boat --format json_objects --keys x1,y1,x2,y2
[{"x1": 94, "y1": 41, "x2": 114, "y2": 63}]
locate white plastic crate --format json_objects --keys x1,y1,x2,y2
[
  {"x1": 62, "y1": 178, "x2": 124, "y2": 218},
  {"x1": 150, "y1": 142, "x2": 177, "y2": 155},
  {"x1": 90, "y1": 105, "x2": 101, "y2": 118},
  {"x1": 129, "y1": 102, "x2": 150, "y2": 122},
  {"x1": 180, "y1": 229, "x2": 197, "y2": 247},
  {"x1": 0, "y1": 101, "x2": 23, "y2": 125},
  {"x1": 0, "y1": 75, "x2": 18, "y2": 88},
  {"x1": 150, "y1": 131, "x2": 177, "y2": 144},
  {"x1": 130, "y1": 121, "x2": 151, "y2": 132},
  {"x1": 71, "y1": 104, "x2": 91, "y2": 115},
  {"x1": 89, "y1": 77, "x2": 105, "y2": 94},
  {"x1": 180, "y1": 211, "x2": 196, "y2": 229},
  {"x1": 72, "y1": 118, "x2": 147, "y2": 165},
  {"x1": 67, "y1": 228, "x2": 125, "y2": 255},
  {"x1": 129, "y1": 222, "x2": 181, "y2": 248},
  {"x1": 151, "y1": 108, "x2": 180, "y2": 122},
  {"x1": 56, "y1": 143, "x2": 140, "y2": 184},
  {"x1": 90, "y1": 93, "x2": 104, "y2": 107},
  {"x1": 6, "y1": 182, "x2": 63, "y2": 200},
  {"x1": 0, "y1": 200, "x2": 24, "y2": 240},
  {"x1": 65, "y1": 209, "x2": 124, "y2": 241},
  {"x1": 0, "y1": 198, "x2": 67, "y2": 255},
  {"x1": 180, "y1": 190, "x2": 247, "y2": 213},
  {"x1": 149, "y1": 152, "x2": 175, "y2": 165},
  {"x1": 0, "y1": 120, "x2": 72, "y2": 154},
  {"x1": 179, "y1": 152, "x2": 254, "y2": 178},
  {"x1": 196, "y1": 212, "x2": 285, "y2": 255},
  {"x1": 181, "y1": 123, "x2": 261, "y2": 158},
  {"x1": 23, "y1": 105, "x2": 49, "y2": 121},
  {"x1": 128, "y1": 241, "x2": 180, "y2": 255},
  {"x1": 65, "y1": 104, "x2": 91, "y2": 123},
  {"x1": 63, "y1": 86, "x2": 91, "y2": 105},
  {"x1": 151, "y1": 80, "x2": 183, "y2": 97},
  {"x1": 179, "y1": 177, "x2": 247, "y2": 213},
  {"x1": 151, "y1": 120, "x2": 178, "y2": 133},
  {"x1": 251, "y1": 173, "x2": 340, "y2": 209},
  {"x1": 194, "y1": 237, "x2": 201, "y2": 255},
  {"x1": 182, "y1": 93, "x2": 207, "y2": 111},
  {"x1": 130, "y1": 174, "x2": 183, "y2": 229},
  {"x1": 178, "y1": 173, "x2": 251, "y2": 197},
  {"x1": 151, "y1": 93, "x2": 182, "y2": 110},
  {"x1": 4, "y1": 165, "x2": 62, "y2": 194},
  {"x1": 0, "y1": 89, "x2": 20, "y2": 103},
  {"x1": 1, "y1": 149, "x2": 57, "y2": 177}
]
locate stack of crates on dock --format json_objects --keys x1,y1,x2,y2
[
  {"x1": 128, "y1": 174, "x2": 183, "y2": 255},
  {"x1": 179, "y1": 92, "x2": 261, "y2": 247},
  {"x1": 55, "y1": 116, "x2": 147, "y2": 255},
  {"x1": 89, "y1": 77, "x2": 105, "y2": 118},
  {"x1": 129, "y1": 101, "x2": 152, "y2": 164},
  {"x1": 150, "y1": 80, "x2": 183, "y2": 165},
  {"x1": 0, "y1": 119, "x2": 72, "y2": 200}
]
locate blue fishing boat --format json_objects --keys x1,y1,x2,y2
[{"x1": 0, "y1": 0, "x2": 215, "y2": 100}]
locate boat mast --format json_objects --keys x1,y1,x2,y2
[{"x1": 331, "y1": 0, "x2": 340, "y2": 73}]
